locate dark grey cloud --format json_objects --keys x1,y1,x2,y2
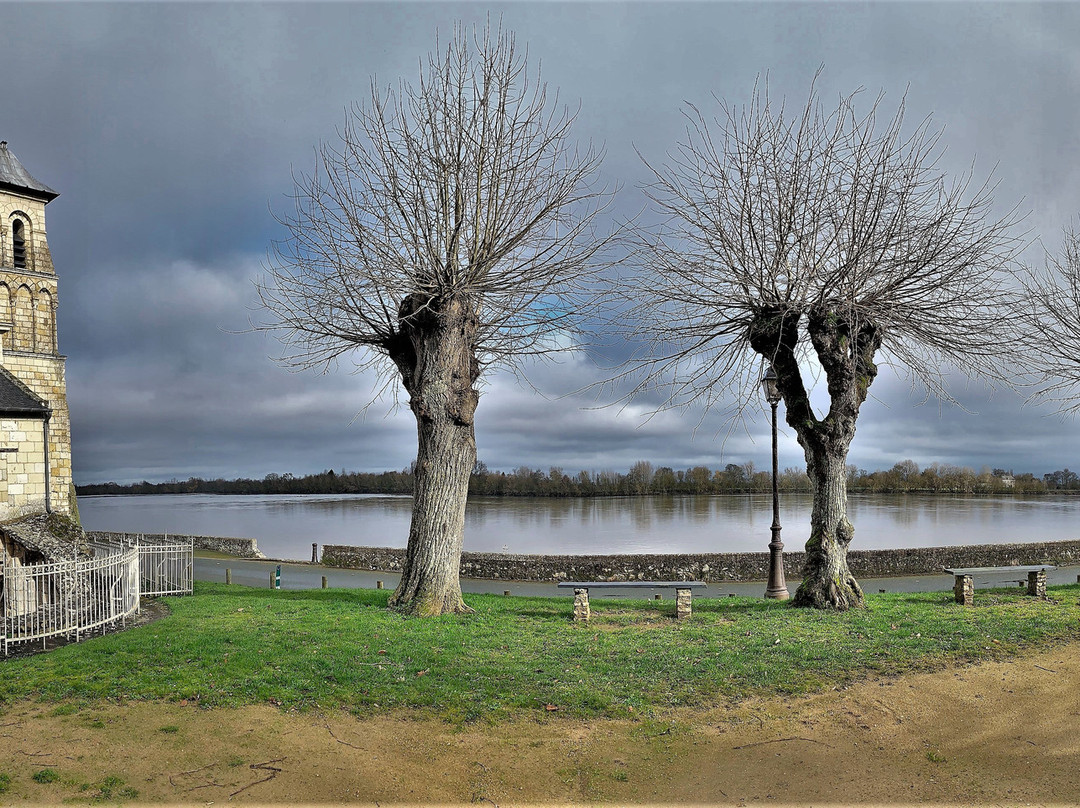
[{"x1": 2, "y1": 2, "x2": 1079, "y2": 484}]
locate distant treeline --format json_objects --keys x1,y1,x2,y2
[{"x1": 76, "y1": 460, "x2": 1080, "y2": 498}]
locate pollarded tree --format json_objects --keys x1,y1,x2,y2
[
  {"x1": 1022, "y1": 223, "x2": 1080, "y2": 412},
  {"x1": 258, "y1": 23, "x2": 613, "y2": 616},
  {"x1": 627, "y1": 78, "x2": 1022, "y2": 609}
]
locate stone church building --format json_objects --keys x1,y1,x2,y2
[{"x1": 0, "y1": 141, "x2": 74, "y2": 525}]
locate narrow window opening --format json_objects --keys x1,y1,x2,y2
[{"x1": 12, "y1": 221, "x2": 25, "y2": 270}]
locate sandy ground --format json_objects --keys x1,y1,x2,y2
[{"x1": 1, "y1": 642, "x2": 1079, "y2": 806}]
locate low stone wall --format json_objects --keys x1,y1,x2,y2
[
  {"x1": 321, "y1": 539, "x2": 1080, "y2": 582},
  {"x1": 87, "y1": 531, "x2": 265, "y2": 559}
]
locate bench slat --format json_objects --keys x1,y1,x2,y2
[
  {"x1": 944, "y1": 565, "x2": 1055, "y2": 576},
  {"x1": 557, "y1": 581, "x2": 706, "y2": 589}
]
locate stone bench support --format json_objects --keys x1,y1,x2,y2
[
  {"x1": 954, "y1": 574, "x2": 974, "y2": 607},
  {"x1": 573, "y1": 588, "x2": 590, "y2": 621},
  {"x1": 945, "y1": 565, "x2": 1055, "y2": 606},
  {"x1": 558, "y1": 581, "x2": 705, "y2": 621},
  {"x1": 1028, "y1": 568, "x2": 1047, "y2": 599}
]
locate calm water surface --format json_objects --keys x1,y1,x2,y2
[{"x1": 78, "y1": 493, "x2": 1080, "y2": 561}]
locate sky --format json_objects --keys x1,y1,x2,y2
[{"x1": 3, "y1": 1, "x2": 1080, "y2": 485}]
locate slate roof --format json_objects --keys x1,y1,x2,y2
[
  {"x1": 0, "y1": 366, "x2": 49, "y2": 416},
  {"x1": 0, "y1": 141, "x2": 59, "y2": 202},
  {"x1": 1, "y1": 513, "x2": 88, "y2": 562}
]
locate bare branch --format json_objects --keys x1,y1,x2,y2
[
  {"x1": 256, "y1": 19, "x2": 618, "y2": 392},
  {"x1": 621, "y1": 75, "x2": 1024, "y2": 415},
  {"x1": 1021, "y1": 223, "x2": 1080, "y2": 413}
]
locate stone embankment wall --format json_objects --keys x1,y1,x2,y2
[
  {"x1": 321, "y1": 539, "x2": 1080, "y2": 582},
  {"x1": 86, "y1": 531, "x2": 264, "y2": 559}
]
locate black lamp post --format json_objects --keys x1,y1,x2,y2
[{"x1": 761, "y1": 366, "x2": 789, "y2": 600}]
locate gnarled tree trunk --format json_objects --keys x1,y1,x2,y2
[
  {"x1": 751, "y1": 304, "x2": 882, "y2": 610},
  {"x1": 386, "y1": 294, "x2": 479, "y2": 616},
  {"x1": 793, "y1": 434, "x2": 862, "y2": 609}
]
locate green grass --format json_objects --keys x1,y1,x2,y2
[
  {"x1": 88, "y1": 775, "x2": 138, "y2": 803},
  {"x1": 1, "y1": 582, "x2": 1078, "y2": 720}
]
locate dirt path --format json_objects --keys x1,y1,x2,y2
[{"x1": 2, "y1": 642, "x2": 1079, "y2": 805}]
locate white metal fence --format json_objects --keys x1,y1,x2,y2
[
  {"x1": 93, "y1": 535, "x2": 194, "y2": 597},
  {"x1": 3, "y1": 534, "x2": 193, "y2": 654}
]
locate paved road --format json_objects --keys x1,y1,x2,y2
[{"x1": 195, "y1": 555, "x2": 1080, "y2": 598}]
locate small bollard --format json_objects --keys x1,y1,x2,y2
[
  {"x1": 879, "y1": 589, "x2": 886, "y2": 594},
  {"x1": 654, "y1": 593, "x2": 662, "y2": 600},
  {"x1": 376, "y1": 580, "x2": 384, "y2": 590},
  {"x1": 269, "y1": 571, "x2": 274, "y2": 589},
  {"x1": 312, "y1": 543, "x2": 318, "y2": 563},
  {"x1": 275, "y1": 565, "x2": 281, "y2": 590},
  {"x1": 322, "y1": 576, "x2": 328, "y2": 589},
  {"x1": 225, "y1": 569, "x2": 231, "y2": 585}
]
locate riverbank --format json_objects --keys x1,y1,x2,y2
[
  {"x1": 321, "y1": 537, "x2": 1080, "y2": 582},
  {"x1": 193, "y1": 554, "x2": 1080, "y2": 597},
  {"x1": 87, "y1": 529, "x2": 1080, "y2": 584}
]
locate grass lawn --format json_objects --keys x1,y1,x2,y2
[{"x1": 2, "y1": 581, "x2": 1078, "y2": 721}]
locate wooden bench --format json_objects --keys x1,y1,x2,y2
[
  {"x1": 944, "y1": 565, "x2": 1056, "y2": 606},
  {"x1": 557, "y1": 581, "x2": 706, "y2": 620}
]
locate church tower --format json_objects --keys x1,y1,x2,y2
[{"x1": 0, "y1": 142, "x2": 74, "y2": 520}]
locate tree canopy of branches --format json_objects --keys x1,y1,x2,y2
[
  {"x1": 627, "y1": 77, "x2": 1022, "y2": 609},
  {"x1": 1023, "y1": 223, "x2": 1080, "y2": 412},
  {"x1": 258, "y1": 22, "x2": 613, "y2": 616}
]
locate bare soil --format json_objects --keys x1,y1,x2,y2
[{"x1": 2, "y1": 642, "x2": 1079, "y2": 805}]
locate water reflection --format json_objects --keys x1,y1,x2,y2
[{"x1": 77, "y1": 492, "x2": 1080, "y2": 561}]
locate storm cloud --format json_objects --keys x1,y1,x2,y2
[{"x1": 4, "y1": 2, "x2": 1080, "y2": 484}]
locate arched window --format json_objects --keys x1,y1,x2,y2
[{"x1": 12, "y1": 220, "x2": 25, "y2": 269}]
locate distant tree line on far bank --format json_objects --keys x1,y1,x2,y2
[{"x1": 76, "y1": 460, "x2": 1080, "y2": 498}]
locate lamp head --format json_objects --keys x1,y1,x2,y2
[{"x1": 761, "y1": 365, "x2": 781, "y2": 405}]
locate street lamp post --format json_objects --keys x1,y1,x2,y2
[{"x1": 761, "y1": 366, "x2": 790, "y2": 600}]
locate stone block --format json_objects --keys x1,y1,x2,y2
[
  {"x1": 676, "y1": 588, "x2": 692, "y2": 619},
  {"x1": 573, "y1": 588, "x2": 590, "y2": 621},
  {"x1": 954, "y1": 574, "x2": 973, "y2": 606},
  {"x1": 1027, "y1": 569, "x2": 1047, "y2": 599}
]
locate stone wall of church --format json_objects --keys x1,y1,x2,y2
[
  {"x1": 0, "y1": 273, "x2": 58, "y2": 354},
  {"x1": 0, "y1": 414, "x2": 48, "y2": 521},
  {"x1": 1, "y1": 352, "x2": 72, "y2": 515},
  {"x1": 0, "y1": 193, "x2": 53, "y2": 275}
]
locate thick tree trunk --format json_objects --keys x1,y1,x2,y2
[
  {"x1": 792, "y1": 445, "x2": 863, "y2": 609},
  {"x1": 750, "y1": 304, "x2": 881, "y2": 611},
  {"x1": 386, "y1": 294, "x2": 479, "y2": 616}
]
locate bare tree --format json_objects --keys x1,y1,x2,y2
[
  {"x1": 626, "y1": 78, "x2": 1022, "y2": 609},
  {"x1": 258, "y1": 23, "x2": 613, "y2": 616},
  {"x1": 1022, "y1": 224, "x2": 1080, "y2": 412}
]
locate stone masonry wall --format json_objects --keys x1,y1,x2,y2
[
  {"x1": 86, "y1": 531, "x2": 265, "y2": 559},
  {"x1": 0, "y1": 415, "x2": 47, "y2": 521},
  {"x1": 320, "y1": 538, "x2": 1080, "y2": 582},
  {"x1": 3, "y1": 353, "x2": 71, "y2": 515}
]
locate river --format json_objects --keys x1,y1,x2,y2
[{"x1": 77, "y1": 492, "x2": 1080, "y2": 561}]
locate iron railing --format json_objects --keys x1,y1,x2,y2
[
  {"x1": 3, "y1": 534, "x2": 193, "y2": 654},
  {"x1": 92, "y1": 535, "x2": 194, "y2": 597}
]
